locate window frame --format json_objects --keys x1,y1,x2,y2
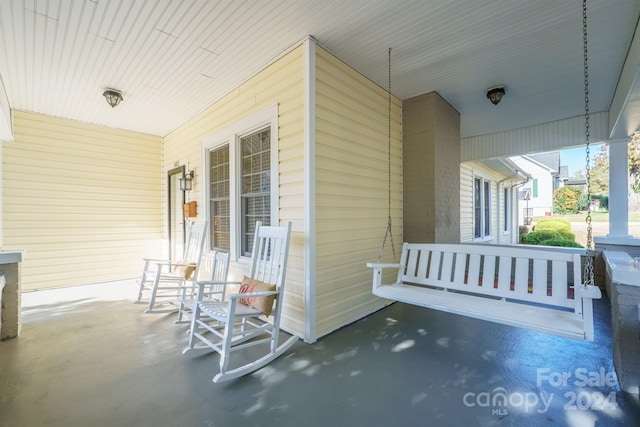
[
  {"x1": 201, "y1": 105, "x2": 279, "y2": 262},
  {"x1": 473, "y1": 174, "x2": 492, "y2": 242}
]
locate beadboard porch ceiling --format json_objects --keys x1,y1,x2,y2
[{"x1": 0, "y1": 0, "x2": 639, "y2": 139}]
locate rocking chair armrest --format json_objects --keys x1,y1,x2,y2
[
  {"x1": 155, "y1": 260, "x2": 192, "y2": 267},
  {"x1": 228, "y1": 290, "x2": 279, "y2": 299},
  {"x1": 143, "y1": 257, "x2": 173, "y2": 262},
  {"x1": 190, "y1": 281, "x2": 236, "y2": 297},
  {"x1": 193, "y1": 280, "x2": 241, "y2": 287}
]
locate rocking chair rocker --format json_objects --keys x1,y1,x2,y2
[
  {"x1": 136, "y1": 221, "x2": 208, "y2": 313},
  {"x1": 183, "y1": 221, "x2": 297, "y2": 383}
]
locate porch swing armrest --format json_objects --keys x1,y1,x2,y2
[
  {"x1": 367, "y1": 262, "x2": 402, "y2": 289},
  {"x1": 574, "y1": 284, "x2": 602, "y2": 300},
  {"x1": 366, "y1": 262, "x2": 401, "y2": 269}
]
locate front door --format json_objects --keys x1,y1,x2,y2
[{"x1": 168, "y1": 167, "x2": 186, "y2": 259}]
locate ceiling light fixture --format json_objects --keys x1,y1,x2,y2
[
  {"x1": 103, "y1": 89, "x2": 123, "y2": 108},
  {"x1": 486, "y1": 86, "x2": 505, "y2": 106}
]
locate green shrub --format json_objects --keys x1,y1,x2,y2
[
  {"x1": 539, "y1": 239, "x2": 584, "y2": 248},
  {"x1": 534, "y1": 217, "x2": 571, "y2": 233},
  {"x1": 533, "y1": 218, "x2": 575, "y2": 240},
  {"x1": 522, "y1": 230, "x2": 562, "y2": 245}
]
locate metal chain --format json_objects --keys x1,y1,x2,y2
[
  {"x1": 583, "y1": 0, "x2": 594, "y2": 287},
  {"x1": 378, "y1": 47, "x2": 396, "y2": 262}
]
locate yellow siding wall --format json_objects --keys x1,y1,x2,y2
[
  {"x1": 162, "y1": 46, "x2": 305, "y2": 336},
  {"x1": 315, "y1": 47, "x2": 402, "y2": 337},
  {"x1": 4, "y1": 111, "x2": 162, "y2": 290}
]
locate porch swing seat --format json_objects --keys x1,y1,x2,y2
[
  {"x1": 368, "y1": 243, "x2": 602, "y2": 341},
  {"x1": 183, "y1": 221, "x2": 298, "y2": 383}
]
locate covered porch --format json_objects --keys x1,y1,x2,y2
[{"x1": 1, "y1": 280, "x2": 639, "y2": 427}]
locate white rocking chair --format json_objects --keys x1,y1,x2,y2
[
  {"x1": 176, "y1": 250, "x2": 230, "y2": 325},
  {"x1": 136, "y1": 221, "x2": 208, "y2": 313},
  {"x1": 183, "y1": 221, "x2": 298, "y2": 383}
]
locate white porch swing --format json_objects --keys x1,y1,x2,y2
[{"x1": 368, "y1": 0, "x2": 602, "y2": 341}]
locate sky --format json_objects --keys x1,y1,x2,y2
[{"x1": 559, "y1": 143, "x2": 604, "y2": 178}]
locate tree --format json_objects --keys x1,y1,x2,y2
[
  {"x1": 553, "y1": 186, "x2": 584, "y2": 214},
  {"x1": 629, "y1": 133, "x2": 640, "y2": 194},
  {"x1": 588, "y1": 144, "x2": 609, "y2": 195}
]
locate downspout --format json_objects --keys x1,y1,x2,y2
[{"x1": 512, "y1": 177, "x2": 531, "y2": 244}]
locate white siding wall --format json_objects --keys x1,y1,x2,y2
[
  {"x1": 4, "y1": 111, "x2": 162, "y2": 290},
  {"x1": 461, "y1": 111, "x2": 609, "y2": 161},
  {"x1": 511, "y1": 158, "x2": 556, "y2": 219}
]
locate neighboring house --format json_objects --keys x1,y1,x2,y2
[
  {"x1": 460, "y1": 158, "x2": 530, "y2": 245},
  {"x1": 510, "y1": 153, "x2": 562, "y2": 223}
]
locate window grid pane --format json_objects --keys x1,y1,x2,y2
[
  {"x1": 241, "y1": 128, "x2": 270, "y2": 256},
  {"x1": 210, "y1": 145, "x2": 230, "y2": 251}
]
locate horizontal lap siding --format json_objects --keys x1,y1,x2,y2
[
  {"x1": 162, "y1": 46, "x2": 305, "y2": 337},
  {"x1": 5, "y1": 111, "x2": 161, "y2": 290},
  {"x1": 315, "y1": 47, "x2": 402, "y2": 337}
]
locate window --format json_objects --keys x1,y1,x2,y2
[
  {"x1": 503, "y1": 187, "x2": 510, "y2": 233},
  {"x1": 240, "y1": 128, "x2": 271, "y2": 256},
  {"x1": 210, "y1": 146, "x2": 230, "y2": 251},
  {"x1": 532, "y1": 178, "x2": 538, "y2": 198},
  {"x1": 203, "y1": 105, "x2": 278, "y2": 259},
  {"x1": 474, "y1": 176, "x2": 492, "y2": 240}
]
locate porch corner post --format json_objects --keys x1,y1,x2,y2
[
  {"x1": 608, "y1": 139, "x2": 631, "y2": 238},
  {"x1": 303, "y1": 37, "x2": 317, "y2": 343}
]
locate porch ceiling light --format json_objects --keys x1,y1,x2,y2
[
  {"x1": 180, "y1": 170, "x2": 195, "y2": 191},
  {"x1": 102, "y1": 89, "x2": 123, "y2": 108},
  {"x1": 486, "y1": 86, "x2": 505, "y2": 106}
]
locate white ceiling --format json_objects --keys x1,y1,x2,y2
[{"x1": 1, "y1": 0, "x2": 639, "y2": 139}]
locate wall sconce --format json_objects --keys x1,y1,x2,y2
[
  {"x1": 103, "y1": 89, "x2": 123, "y2": 108},
  {"x1": 486, "y1": 86, "x2": 505, "y2": 105},
  {"x1": 180, "y1": 170, "x2": 195, "y2": 191}
]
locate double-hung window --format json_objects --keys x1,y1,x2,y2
[
  {"x1": 203, "y1": 106, "x2": 278, "y2": 259},
  {"x1": 473, "y1": 175, "x2": 492, "y2": 240}
]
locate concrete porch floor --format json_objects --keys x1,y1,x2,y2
[{"x1": 1, "y1": 281, "x2": 640, "y2": 427}]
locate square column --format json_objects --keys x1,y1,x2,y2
[{"x1": 608, "y1": 139, "x2": 631, "y2": 238}]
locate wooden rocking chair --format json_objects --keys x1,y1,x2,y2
[
  {"x1": 136, "y1": 221, "x2": 208, "y2": 313},
  {"x1": 183, "y1": 221, "x2": 297, "y2": 383},
  {"x1": 176, "y1": 250, "x2": 230, "y2": 326}
]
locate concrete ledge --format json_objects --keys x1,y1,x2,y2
[
  {"x1": 603, "y1": 250, "x2": 640, "y2": 399},
  {"x1": 602, "y1": 250, "x2": 640, "y2": 286},
  {"x1": 0, "y1": 250, "x2": 23, "y2": 340}
]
